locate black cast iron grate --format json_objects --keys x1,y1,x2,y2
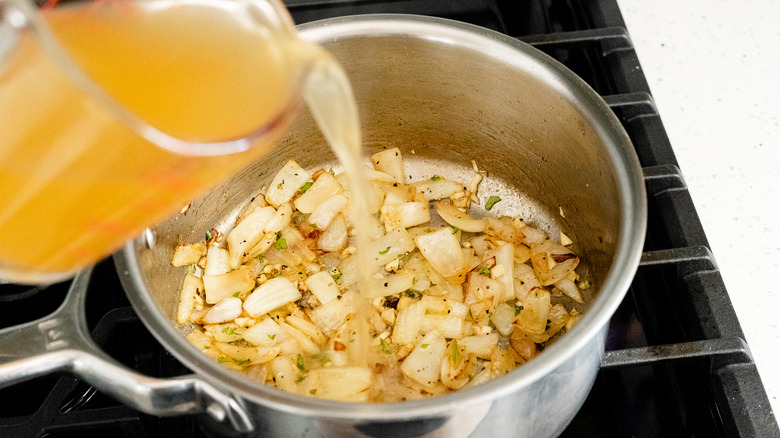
[{"x1": 0, "y1": 0, "x2": 777, "y2": 437}]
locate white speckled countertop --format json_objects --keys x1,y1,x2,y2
[{"x1": 617, "y1": 0, "x2": 780, "y2": 417}]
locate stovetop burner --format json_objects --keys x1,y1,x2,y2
[{"x1": 1, "y1": 1, "x2": 777, "y2": 437}]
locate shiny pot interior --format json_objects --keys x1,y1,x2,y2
[{"x1": 117, "y1": 14, "x2": 645, "y2": 433}]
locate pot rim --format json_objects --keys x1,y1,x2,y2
[{"x1": 116, "y1": 13, "x2": 646, "y2": 421}]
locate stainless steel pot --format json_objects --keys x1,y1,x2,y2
[{"x1": 0, "y1": 15, "x2": 646, "y2": 437}]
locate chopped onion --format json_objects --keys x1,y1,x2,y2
[
  {"x1": 400, "y1": 331, "x2": 446, "y2": 388},
  {"x1": 415, "y1": 228, "x2": 466, "y2": 278},
  {"x1": 172, "y1": 242, "x2": 206, "y2": 267},
  {"x1": 436, "y1": 202, "x2": 487, "y2": 233},
  {"x1": 309, "y1": 194, "x2": 348, "y2": 230},
  {"x1": 226, "y1": 206, "x2": 275, "y2": 269},
  {"x1": 243, "y1": 277, "x2": 302, "y2": 318},
  {"x1": 381, "y1": 201, "x2": 431, "y2": 231},
  {"x1": 202, "y1": 265, "x2": 255, "y2": 304},
  {"x1": 265, "y1": 160, "x2": 312, "y2": 207},
  {"x1": 294, "y1": 172, "x2": 342, "y2": 213},
  {"x1": 201, "y1": 297, "x2": 243, "y2": 324},
  {"x1": 371, "y1": 147, "x2": 406, "y2": 182}
]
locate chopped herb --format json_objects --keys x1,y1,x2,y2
[
  {"x1": 276, "y1": 183, "x2": 283, "y2": 189},
  {"x1": 205, "y1": 229, "x2": 213, "y2": 241},
  {"x1": 451, "y1": 341, "x2": 459, "y2": 363},
  {"x1": 579, "y1": 279, "x2": 591, "y2": 290},
  {"x1": 300, "y1": 181, "x2": 313, "y2": 193},
  {"x1": 234, "y1": 359, "x2": 251, "y2": 366},
  {"x1": 430, "y1": 175, "x2": 442, "y2": 181},
  {"x1": 295, "y1": 376, "x2": 306, "y2": 384},
  {"x1": 451, "y1": 226, "x2": 459, "y2": 234},
  {"x1": 310, "y1": 223, "x2": 318, "y2": 229},
  {"x1": 412, "y1": 277, "x2": 418, "y2": 285},
  {"x1": 222, "y1": 327, "x2": 238, "y2": 335},
  {"x1": 309, "y1": 389, "x2": 317, "y2": 395},
  {"x1": 275, "y1": 237, "x2": 288, "y2": 250},
  {"x1": 273, "y1": 271, "x2": 282, "y2": 278},
  {"x1": 468, "y1": 309, "x2": 474, "y2": 321},
  {"x1": 176, "y1": 234, "x2": 183, "y2": 245},
  {"x1": 379, "y1": 246, "x2": 391, "y2": 255},
  {"x1": 467, "y1": 374, "x2": 474, "y2": 383},
  {"x1": 426, "y1": 228, "x2": 432, "y2": 233},
  {"x1": 267, "y1": 334, "x2": 276, "y2": 340},
  {"x1": 233, "y1": 291, "x2": 241, "y2": 298},
  {"x1": 256, "y1": 254, "x2": 264, "y2": 263},
  {"x1": 203, "y1": 346, "x2": 211, "y2": 350},
  {"x1": 478, "y1": 267, "x2": 491, "y2": 276},
  {"x1": 404, "y1": 289, "x2": 423, "y2": 300},
  {"x1": 331, "y1": 273, "x2": 342, "y2": 281},
  {"x1": 380, "y1": 338, "x2": 394, "y2": 354},
  {"x1": 328, "y1": 168, "x2": 335, "y2": 176},
  {"x1": 187, "y1": 264, "x2": 196, "y2": 274},
  {"x1": 349, "y1": 339, "x2": 355, "y2": 343},
  {"x1": 217, "y1": 357, "x2": 228, "y2": 364},
  {"x1": 421, "y1": 344, "x2": 429, "y2": 349},
  {"x1": 377, "y1": 209, "x2": 382, "y2": 218},
  {"x1": 296, "y1": 353, "x2": 306, "y2": 372},
  {"x1": 515, "y1": 306, "x2": 522, "y2": 316},
  {"x1": 485, "y1": 195, "x2": 501, "y2": 211},
  {"x1": 313, "y1": 354, "x2": 331, "y2": 365}
]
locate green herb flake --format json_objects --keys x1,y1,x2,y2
[
  {"x1": 349, "y1": 339, "x2": 355, "y2": 343},
  {"x1": 233, "y1": 291, "x2": 241, "y2": 298},
  {"x1": 256, "y1": 254, "x2": 264, "y2": 263},
  {"x1": 205, "y1": 229, "x2": 213, "y2": 241},
  {"x1": 425, "y1": 228, "x2": 433, "y2": 233},
  {"x1": 313, "y1": 354, "x2": 331, "y2": 365},
  {"x1": 276, "y1": 183, "x2": 283, "y2": 189},
  {"x1": 380, "y1": 338, "x2": 394, "y2": 355},
  {"x1": 485, "y1": 195, "x2": 501, "y2": 211},
  {"x1": 430, "y1": 175, "x2": 442, "y2": 181},
  {"x1": 234, "y1": 359, "x2": 251, "y2": 366},
  {"x1": 217, "y1": 357, "x2": 228, "y2": 364},
  {"x1": 222, "y1": 327, "x2": 238, "y2": 335},
  {"x1": 331, "y1": 273, "x2": 342, "y2": 281},
  {"x1": 187, "y1": 264, "x2": 196, "y2": 274},
  {"x1": 467, "y1": 374, "x2": 474, "y2": 383},
  {"x1": 379, "y1": 246, "x2": 391, "y2": 255},
  {"x1": 300, "y1": 181, "x2": 314, "y2": 193},
  {"x1": 310, "y1": 223, "x2": 318, "y2": 229},
  {"x1": 451, "y1": 226, "x2": 459, "y2": 234},
  {"x1": 515, "y1": 306, "x2": 522, "y2": 316},
  {"x1": 421, "y1": 344, "x2": 429, "y2": 349},
  {"x1": 309, "y1": 389, "x2": 317, "y2": 395},
  {"x1": 451, "y1": 341, "x2": 459, "y2": 363},
  {"x1": 579, "y1": 279, "x2": 591, "y2": 290},
  {"x1": 275, "y1": 237, "x2": 288, "y2": 250},
  {"x1": 478, "y1": 267, "x2": 491, "y2": 276},
  {"x1": 203, "y1": 346, "x2": 211, "y2": 350},
  {"x1": 296, "y1": 353, "x2": 306, "y2": 372},
  {"x1": 404, "y1": 289, "x2": 422, "y2": 300},
  {"x1": 295, "y1": 376, "x2": 306, "y2": 384},
  {"x1": 328, "y1": 168, "x2": 335, "y2": 176},
  {"x1": 267, "y1": 334, "x2": 276, "y2": 340}
]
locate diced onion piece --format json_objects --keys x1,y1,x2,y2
[
  {"x1": 366, "y1": 228, "x2": 416, "y2": 268},
  {"x1": 484, "y1": 217, "x2": 523, "y2": 244},
  {"x1": 520, "y1": 226, "x2": 547, "y2": 244},
  {"x1": 270, "y1": 356, "x2": 298, "y2": 393},
  {"x1": 243, "y1": 277, "x2": 302, "y2": 317},
  {"x1": 509, "y1": 329, "x2": 538, "y2": 361},
  {"x1": 382, "y1": 184, "x2": 417, "y2": 206},
  {"x1": 286, "y1": 314, "x2": 327, "y2": 345},
  {"x1": 420, "y1": 314, "x2": 466, "y2": 339},
  {"x1": 366, "y1": 271, "x2": 417, "y2": 298},
  {"x1": 202, "y1": 265, "x2": 255, "y2": 304},
  {"x1": 242, "y1": 317, "x2": 288, "y2": 347},
  {"x1": 305, "y1": 271, "x2": 341, "y2": 305},
  {"x1": 265, "y1": 160, "x2": 312, "y2": 207},
  {"x1": 371, "y1": 148, "x2": 405, "y2": 182},
  {"x1": 310, "y1": 291, "x2": 358, "y2": 335},
  {"x1": 279, "y1": 321, "x2": 320, "y2": 355},
  {"x1": 264, "y1": 203, "x2": 293, "y2": 234},
  {"x1": 515, "y1": 287, "x2": 551, "y2": 334},
  {"x1": 459, "y1": 333, "x2": 499, "y2": 359},
  {"x1": 226, "y1": 206, "x2": 275, "y2": 269},
  {"x1": 412, "y1": 179, "x2": 465, "y2": 201},
  {"x1": 300, "y1": 367, "x2": 372, "y2": 402},
  {"x1": 513, "y1": 263, "x2": 541, "y2": 301},
  {"x1": 492, "y1": 303, "x2": 515, "y2": 336},
  {"x1": 525, "y1": 304, "x2": 570, "y2": 344},
  {"x1": 294, "y1": 172, "x2": 342, "y2": 213},
  {"x1": 380, "y1": 202, "x2": 431, "y2": 231},
  {"x1": 204, "y1": 246, "x2": 230, "y2": 276},
  {"x1": 554, "y1": 278, "x2": 584, "y2": 304},
  {"x1": 401, "y1": 331, "x2": 446, "y2": 388},
  {"x1": 309, "y1": 194, "x2": 348, "y2": 230},
  {"x1": 415, "y1": 228, "x2": 466, "y2": 278},
  {"x1": 440, "y1": 341, "x2": 477, "y2": 390},
  {"x1": 201, "y1": 297, "x2": 243, "y2": 324},
  {"x1": 172, "y1": 242, "x2": 206, "y2": 267},
  {"x1": 213, "y1": 341, "x2": 257, "y2": 361},
  {"x1": 236, "y1": 192, "x2": 268, "y2": 224},
  {"x1": 317, "y1": 214, "x2": 348, "y2": 253},
  {"x1": 487, "y1": 243, "x2": 515, "y2": 302},
  {"x1": 392, "y1": 300, "x2": 426, "y2": 345},
  {"x1": 177, "y1": 274, "x2": 203, "y2": 324},
  {"x1": 436, "y1": 202, "x2": 487, "y2": 233},
  {"x1": 560, "y1": 231, "x2": 573, "y2": 246},
  {"x1": 243, "y1": 232, "x2": 277, "y2": 262},
  {"x1": 466, "y1": 271, "x2": 504, "y2": 303},
  {"x1": 362, "y1": 166, "x2": 398, "y2": 183},
  {"x1": 530, "y1": 242, "x2": 579, "y2": 286}
]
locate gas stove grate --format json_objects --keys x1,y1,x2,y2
[{"x1": 0, "y1": 0, "x2": 777, "y2": 437}]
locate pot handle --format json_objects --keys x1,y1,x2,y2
[{"x1": 0, "y1": 267, "x2": 253, "y2": 433}]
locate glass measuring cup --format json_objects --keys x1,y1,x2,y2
[{"x1": 0, "y1": 0, "x2": 314, "y2": 284}]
